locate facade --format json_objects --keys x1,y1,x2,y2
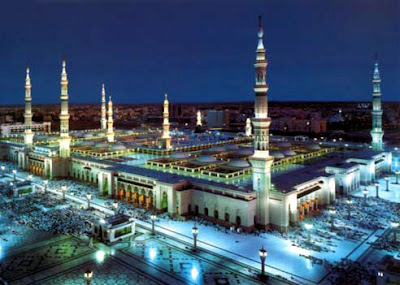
[{"x1": 1, "y1": 122, "x2": 51, "y2": 136}]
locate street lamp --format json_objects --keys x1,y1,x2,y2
[
  {"x1": 12, "y1": 169, "x2": 16, "y2": 182},
  {"x1": 44, "y1": 180, "x2": 48, "y2": 193},
  {"x1": 375, "y1": 182, "x2": 380, "y2": 198},
  {"x1": 346, "y1": 197, "x2": 352, "y2": 220},
  {"x1": 113, "y1": 201, "x2": 118, "y2": 214},
  {"x1": 305, "y1": 223, "x2": 313, "y2": 243},
  {"x1": 259, "y1": 246, "x2": 267, "y2": 278},
  {"x1": 391, "y1": 222, "x2": 399, "y2": 244},
  {"x1": 192, "y1": 223, "x2": 199, "y2": 252},
  {"x1": 61, "y1": 184, "x2": 67, "y2": 200},
  {"x1": 84, "y1": 268, "x2": 93, "y2": 285},
  {"x1": 28, "y1": 174, "x2": 32, "y2": 181},
  {"x1": 329, "y1": 208, "x2": 336, "y2": 231},
  {"x1": 385, "y1": 176, "x2": 389, "y2": 191},
  {"x1": 1, "y1": 165, "x2": 5, "y2": 177},
  {"x1": 151, "y1": 213, "x2": 156, "y2": 235},
  {"x1": 363, "y1": 188, "x2": 368, "y2": 205},
  {"x1": 86, "y1": 192, "x2": 92, "y2": 209}
]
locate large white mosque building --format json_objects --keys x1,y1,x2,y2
[{"x1": 0, "y1": 16, "x2": 394, "y2": 232}]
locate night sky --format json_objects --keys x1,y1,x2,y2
[{"x1": 0, "y1": 0, "x2": 398, "y2": 104}]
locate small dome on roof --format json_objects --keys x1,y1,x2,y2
[
  {"x1": 270, "y1": 151, "x2": 285, "y2": 159},
  {"x1": 225, "y1": 144, "x2": 239, "y2": 151},
  {"x1": 283, "y1": 149, "x2": 296, "y2": 156},
  {"x1": 227, "y1": 159, "x2": 250, "y2": 168},
  {"x1": 196, "y1": 155, "x2": 217, "y2": 163},
  {"x1": 277, "y1": 142, "x2": 292, "y2": 148},
  {"x1": 171, "y1": 152, "x2": 190, "y2": 159},
  {"x1": 307, "y1": 144, "x2": 321, "y2": 150},
  {"x1": 124, "y1": 130, "x2": 134, "y2": 135},
  {"x1": 83, "y1": 133, "x2": 93, "y2": 138},
  {"x1": 209, "y1": 146, "x2": 226, "y2": 152},
  {"x1": 111, "y1": 144, "x2": 126, "y2": 150},
  {"x1": 95, "y1": 142, "x2": 108, "y2": 148},
  {"x1": 236, "y1": 148, "x2": 254, "y2": 156}
]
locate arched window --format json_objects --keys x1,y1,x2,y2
[
  {"x1": 225, "y1": 213, "x2": 230, "y2": 222},
  {"x1": 236, "y1": 215, "x2": 241, "y2": 226},
  {"x1": 204, "y1": 207, "x2": 209, "y2": 216},
  {"x1": 214, "y1": 210, "x2": 219, "y2": 219}
]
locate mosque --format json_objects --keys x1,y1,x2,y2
[{"x1": 0, "y1": 16, "x2": 395, "y2": 232}]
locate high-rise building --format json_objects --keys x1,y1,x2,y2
[
  {"x1": 370, "y1": 58, "x2": 384, "y2": 151},
  {"x1": 249, "y1": 16, "x2": 274, "y2": 229}
]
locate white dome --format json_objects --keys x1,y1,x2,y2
[
  {"x1": 209, "y1": 146, "x2": 226, "y2": 153},
  {"x1": 225, "y1": 144, "x2": 239, "y2": 151},
  {"x1": 270, "y1": 151, "x2": 285, "y2": 159},
  {"x1": 95, "y1": 142, "x2": 108, "y2": 148},
  {"x1": 227, "y1": 159, "x2": 250, "y2": 168},
  {"x1": 307, "y1": 144, "x2": 321, "y2": 150},
  {"x1": 111, "y1": 144, "x2": 126, "y2": 150},
  {"x1": 236, "y1": 148, "x2": 254, "y2": 156},
  {"x1": 171, "y1": 152, "x2": 190, "y2": 159},
  {"x1": 196, "y1": 155, "x2": 217, "y2": 163},
  {"x1": 277, "y1": 142, "x2": 292, "y2": 148},
  {"x1": 83, "y1": 133, "x2": 93, "y2": 138},
  {"x1": 283, "y1": 149, "x2": 297, "y2": 156}
]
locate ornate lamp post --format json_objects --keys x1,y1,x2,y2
[
  {"x1": 375, "y1": 182, "x2": 380, "y2": 198},
  {"x1": 259, "y1": 246, "x2": 267, "y2": 278},
  {"x1": 113, "y1": 201, "x2": 118, "y2": 214},
  {"x1": 346, "y1": 197, "x2": 352, "y2": 220},
  {"x1": 329, "y1": 208, "x2": 336, "y2": 231},
  {"x1": 391, "y1": 222, "x2": 399, "y2": 244},
  {"x1": 1, "y1": 165, "x2": 5, "y2": 177},
  {"x1": 151, "y1": 213, "x2": 156, "y2": 235},
  {"x1": 305, "y1": 223, "x2": 313, "y2": 243},
  {"x1": 363, "y1": 188, "x2": 368, "y2": 205},
  {"x1": 192, "y1": 223, "x2": 199, "y2": 252},
  {"x1": 385, "y1": 176, "x2": 389, "y2": 191},
  {"x1": 86, "y1": 192, "x2": 92, "y2": 209},
  {"x1": 61, "y1": 184, "x2": 67, "y2": 201},
  {"x1": 12, "y1": 169, "x2": 16, "y2": 182},
  {"x1": 84, "y1": 268, "x2": 92, "y2": 285},
  {"x1": 43, "y1": 180, "x2": 48, "y2": 193}
]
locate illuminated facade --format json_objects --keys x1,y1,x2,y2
[{"x1": 370, "y1": 59, "x2": 384, "y2": 151}]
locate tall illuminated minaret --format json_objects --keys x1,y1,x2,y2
[
  {"x1": 101, "y1": 83, "x2": 107, "y2": 130},
  {"x1": 59, "y1": 60, "x2": 71, "y2": 158},
  {"x1": 196, "y1": 110, "x2": 202, "y2": 126},
  {"x1": 249, "y1": 16, "x2": 274, "y2": 229},
  {"x1": 107, "y1": 95, "x2": 115, "y2": 143},
  {"x1": 245, "y1": 117, "x2": 252, "y2": 137},
  {"x1": 162, "y1": 93, "x2": 171, "y2": 149},
  {"x1": 370, "y1": 58, "x2": 384, "y2": 151},
  {"x1": 24, "y1": 67, "x2": 34, "y2": 146}
]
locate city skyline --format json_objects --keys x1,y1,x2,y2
[{"x1": 0, "y1": 0, "x2": 399, "y2": 105}]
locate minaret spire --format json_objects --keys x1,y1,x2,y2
[
  {"x1": 245, "y1": 117, "x2": 252, "y2": 137},
  {"x1": 370, "y1": 56, "x2": 384, "y2": 151},
  {"x1": 196, "y1": 110, "x2": 202, "y2": 127},
  {"x1": 161, "y1": 93, "x2": 171, "y2": 149},
  {"x1": 249, "y1": 15, "x2": 274, "y2": 229},
  {"x1": 24, "y1": 67, "x2": 34, "y2": 146},
  {"x1": 101, "y1": 83, "x2": 107, "y2": 130},
  {"x1": 59, "y1": 59, "x2": 71, "y2": 158},
  {"x1": 107, "y1": 94, "x2": 115, "y2": 143}
]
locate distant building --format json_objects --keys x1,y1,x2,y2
[
  {"x1": 1, "y1": 122, "x2": 51, "y2": 136},
  {"x1": 206, "y1": 110, "x2": 229, "y2": 128}
]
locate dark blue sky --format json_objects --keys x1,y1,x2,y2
[{"x1": 0, "y1": 0, "x2": 399, "y2": 104}]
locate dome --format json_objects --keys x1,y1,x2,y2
[
  {"x1": 270, "y1": 151, "x2": 285, "y2": 159},
  {"x1": 225, "y1": 144, "x2": 239, "y2": 151},
  {"x1": 196, "y1": 155, "x2": 217, "y2": 163},
  {"x1": 283, "y1": 149, "x2": 297, "y2": 156},
  {"x1": 277, "y1": 142, "x2": 292, "y2": 148},
  {"x1": 171, "y1": 152, "x2": 190, "y2": 159},
  {"x1": 83, "y1": 133, "x2": 93, "y2": 138},
  {"x1": 94, "y1": 133, "x2": 104, "y2": 137},
  {"x1": 236, "y1": 148, "x2": 254, "y2": 156},
  {"x1": 227, "y1": 159, "x2": 250, "y2": 168},
  {"x1": 111, "y1": 144, "x2": 126, "y2": 151},
  {"x1": 95, "y1": 142, "x2": 108, "y2": 148},
  {"x1": 75, "y1": 140, "x2": 94, "y2": 147},
  {"x1": 209, "y1": 146, "x2": 226, "y2": 153},
  {"x1": 124, "y1": 130, "x2": 134, "y2": 135},
  {"x1": 307, "y1": 144, "x2": 321, "y2": 151}
]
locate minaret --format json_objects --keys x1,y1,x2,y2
[
  {"x1": 101, "y1": 83, "x2": 107, "y2": 130},
  {"x1": 107, "y1": 95, "x2": 115, "y2": 143},
  {"x1": 196, "y1": 110, "x2": 202, "y2": 126},
  {"x1": 24, "y1": 67, "x2": 34, "y2": 146},
  {"x1": 59, "y1": 60, "x2": 71, "y2": 158},
  {"x1": 370, "y1": 57, "x2": 384, "y2": 151},
  {"x1": 249, "y1": 16, "x2": 274, "y2": 229},
  {"x1": 162, "y1": 93, "x2": 171, "y2": 149},
  {"x1": 245, "y1": 117, "x2": 252, "y2": 137}
]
